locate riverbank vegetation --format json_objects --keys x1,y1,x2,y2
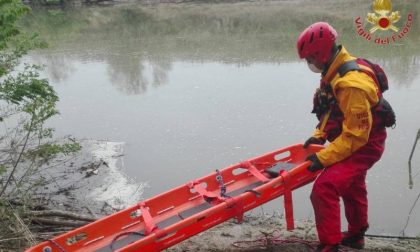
[
  {"x1": 22, "y1": 1, "x2": 420, "y2": 88},
  {"x1": 0, "y1": 0, "x2": 81, "y2": 250}
]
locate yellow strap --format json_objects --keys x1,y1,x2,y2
[{"x1": 318, "y1": 109, "x2": 332, "y2": 132}]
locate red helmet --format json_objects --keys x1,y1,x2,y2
[{"x1": 296, "y1": 22, "x2": 338, "y2": 64}]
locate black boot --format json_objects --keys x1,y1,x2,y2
[
  {"x1": 341, "y1": 225, "x2": 369, "y2": 249},
  {"x1": 315, "y1": 243, "x2": 339, "y2": 252}
]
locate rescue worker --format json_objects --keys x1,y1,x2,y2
[{"x1": 296, "y1": 22, "x2": 387, "y2": 252}]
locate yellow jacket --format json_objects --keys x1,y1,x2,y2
[{"x1": 313, "y1": 47, "x2": 381, "y2": 167}]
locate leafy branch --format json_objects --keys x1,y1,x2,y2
[{"x1": 0, "y1": 0, "x2": 82, "y2": 249}]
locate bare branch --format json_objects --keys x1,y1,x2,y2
[
  {"x1": 31, "y1": 217, "x2": 91, "y2": 228},
  {"x1": 29, "y1": 210, "x2": 97, "y2": 222}
]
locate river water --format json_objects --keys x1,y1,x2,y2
[{"x1": 23, "y1": 2, "x2": 420, "y2": 237}]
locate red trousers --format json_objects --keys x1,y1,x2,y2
[{"x1": 310, "y1": 128, "x2": 386, "y2": 245}]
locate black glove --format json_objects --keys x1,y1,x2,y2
[
  {"x1": 303, "y1": 137, "x2": 326, "y2": 149},
  {"x1": 306, "y1": 154, "x2": 324, "y2": 172}
]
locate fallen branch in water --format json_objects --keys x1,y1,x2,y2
[
  {"x1": 29, "y1": 210, "x2": 97, "y2": 222},
  {"x1": 31, "y1": 217, "x2": 90, "y2": 228}
]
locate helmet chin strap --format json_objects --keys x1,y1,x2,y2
[
  {"x1": 322, "y1": 45, "x2": 342, "y2": 75},
  {"x1": 307, "y1": 62, "x2": 323, "y2": 73}
]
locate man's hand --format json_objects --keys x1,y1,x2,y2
[
  {"x1": 306, "y1": 154, "x2": 324, "y2": 172},
  {"x1": 303, "y1": 137, "x2": 325, "y2": 149}
]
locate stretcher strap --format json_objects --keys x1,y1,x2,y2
[
  {"x1": 189, "y1": 180, "x2": 220, "y2": 203},
  {"x1": 139, "y1": 203, "x2": 158, "y2": 235},
  {"x1": 240, "y1": 161, "x2": 269, "y2": 183},
  {"x1": 226, "y1": 197, "x2": 244, "y2": 224},
  {"x1": 280, "y1": 170, "x2": 294, "y2": 230},
  {"x1": 188, "y1": 179, "x2": 245, "y2": 223}
]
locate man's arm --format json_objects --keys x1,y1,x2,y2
[{"x1": 316, "y1": 87, "x2": 373, "y2": 167}]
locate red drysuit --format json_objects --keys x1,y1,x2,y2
[{"x1": 309, "y1": 47, "x2": 387, "y2": 245}]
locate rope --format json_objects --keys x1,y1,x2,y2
[
  {"x1": 232, "y1": 229, "x2": 318, "y2": 250},
  {"x1": 110, "y1": 231, "x2": 144, "y2": 251},
  {"x1": 215, "y1": 169, "x2": 230, "y2": 198},
  {"x1": 365, "y1": 233, "x2": 419, "y2": 240}
]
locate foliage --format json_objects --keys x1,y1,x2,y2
[
  {"x1": 0, "y1": 165, "x2": 6, "y2": 175},
  {"x1": 0, "y1": 0, "x2": 29, "y2": 50},
  {"x1": 27, "y1": 142, "x2": 82, "y2": 161},
  {"x1": 0, "y1": 0, "x2": 81, "y2": 250},
  {"x1": 0, "y1": 0, "x2": 47, "y2": 77}
]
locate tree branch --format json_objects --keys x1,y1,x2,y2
[
  {"x1": 29, "y1": 210, "x2": 97, "y2": 222},
  {"x1": 0, "y1": 116, "x2": 34, "y2": 197},
  {"x1": 31, "y1": 217, "x2": 91, "y2": 228}
]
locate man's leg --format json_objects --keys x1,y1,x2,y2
[
  {"x1": 342, "y1": 171, "x2": 368, "y2": 234},
  {"x1": 341, "y1": 135, "x2": 386, "y2": 234},
  {"x1": 311, "y1": 158, "x2": 362, "y2": 245}
]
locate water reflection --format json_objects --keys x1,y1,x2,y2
[
  {"x1": 387, "y1": 56, "x2": 419, "y2": 87},
  {"x1": 29, "y1": 52, "x2": 76, "y2": 83},
  {"x1": 107, "y1": 54, "x2": 171, "y2": 95},
  {"x1": 23, "y1": 2, "x2": 420, "y2": 93}
]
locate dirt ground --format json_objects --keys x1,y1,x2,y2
[{"x1": 168, "y1": 214, "x2": 420, "y2": 252}]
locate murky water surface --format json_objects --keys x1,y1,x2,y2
[{"x1": 23, "y1": 2, "x2": 420, "y2": 236}]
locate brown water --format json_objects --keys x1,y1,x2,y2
[{"x1": 23, "y1": 2, "x2": 420, "y2": 237}]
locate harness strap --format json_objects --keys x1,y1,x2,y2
[
  {"x1": 337, "y1": 60, "x2": 360, "y2": 77},
  {"x1": 138, "y1": 202, "x2": 158, "y2": 235},
  {"x1": 240, "y1": 161, "x2": 270, "y2": 183},
  {"x1": 280, "y1": 170, "x2": 294, "y2": 231},
  {"x1": 336, "y1": 59, "x2": 382, "y2": 99}
]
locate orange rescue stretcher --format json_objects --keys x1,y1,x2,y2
[{"x1": 25, "y1": 143, "x2": 323, "y2": 252}]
